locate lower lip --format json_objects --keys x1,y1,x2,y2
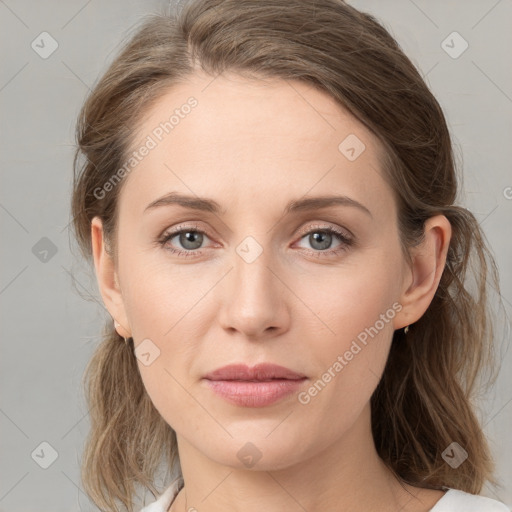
[{"x1": 204, "y1": 378, "x2": 307, "y2": 407}]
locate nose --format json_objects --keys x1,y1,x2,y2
[{"x1": 218, "y1": 243, "x2": 290, "y2": 340}]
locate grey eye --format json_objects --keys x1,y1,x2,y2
[
  {"x1": 175, "y1": 230, "x2": 204, "y2": 250},
  {"x1": 307, "y1": 231, "x2": 333, "y2": 251}
]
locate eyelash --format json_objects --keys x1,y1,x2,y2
[{"x1": 157, "y1": 222, "x2": 354, "y2": 259}]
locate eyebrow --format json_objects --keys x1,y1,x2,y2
[{"x1": 144, "y1": 191, "x2": 372, "y2": 218}]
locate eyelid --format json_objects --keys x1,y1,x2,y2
[
  {"x1": 159, "y1": 221, "x2": 353, "y2": 245},
  {"x1": 295, "y1": 222, "x2": 353, "y2": 241},
  {"x1": 159, "y1": 222, "x2": 216, "y2": 244}
]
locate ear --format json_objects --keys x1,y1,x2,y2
[
  {"x1": 91, "y1": 216, "x2": 131, "y2": 338},
  {"x1": 394, "y1": 214, "x2": 452, "y2": 330}
]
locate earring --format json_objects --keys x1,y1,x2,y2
[
  {"x1": 114, "y1": 320, "x2": 131, "y2": 346},
  {"x1": 404, "y1": 325, "x2": 409, "y2": 334}
]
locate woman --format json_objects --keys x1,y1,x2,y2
[{"x1": 71, "y1": 0, "x2": 510, "y2": 511}]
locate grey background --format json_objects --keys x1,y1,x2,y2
[{"x1": 0, "y1": 0, "x2": 511, "y2": 510}]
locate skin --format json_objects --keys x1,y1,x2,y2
[{"x1": 91, "y1": 72, "x2": 451, "y2": 512}]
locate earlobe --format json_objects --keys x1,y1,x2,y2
[
  {"x1": 90, "y1": 217, "x2": 131, "y2": 339},
  {"x1": 394, "y1": 215, "x2": 452, "y2": 330}
]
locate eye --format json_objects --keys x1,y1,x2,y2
[
  {"x1": 158, "y1": 223, "x2": 212, "y2": 258},
  {"x1": 295, "y1": 224, "x2": 353, "y2": 257}
]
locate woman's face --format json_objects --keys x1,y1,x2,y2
[{"x1": 95, "y1": 72, "x2": 417, "y2": 469}]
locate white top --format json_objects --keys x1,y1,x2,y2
[{"x1": 139, "y1": 477, "x2": 510, "y2": 512}]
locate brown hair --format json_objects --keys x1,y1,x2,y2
[{"x1": 71, "y1": 0, "x2": 505, "y2": 510}]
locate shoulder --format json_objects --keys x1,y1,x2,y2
[
  {"x1": 431, "y1": 488, "x2": 510, "y2": 512},
  {"x1": 139, "y1": 477, "x2": 184, "y2": 512}
]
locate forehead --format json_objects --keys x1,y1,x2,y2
[{"x1": 121, "y1": 72, "x2": 395, "y2": 222}]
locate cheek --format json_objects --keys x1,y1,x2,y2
[
  {"x1": 294, "y1": 257, "x2": 399, "y2": 343},
  {"x1": 122, "y1": 264, "x2": 204, "y2": 422},
  {"x1": 119, "y1": 248, "x2": 202, "y2": 339},
  {"x1": 294, "y1": 294, "x2": 395, "y2": 443},
  {"x1": 292, "y1": 258, "x2": 399, "y2": 401},
  {"x1": 118, "y1": 253, "x2": 215, "y2": 406}
]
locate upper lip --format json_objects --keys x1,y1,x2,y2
[{"x1": 204, "y1": 363, "x2": 306, "y2": 381}]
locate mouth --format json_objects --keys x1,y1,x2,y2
[{"x1": 202, "y1": 363, "x2": 307, "y2": 407}]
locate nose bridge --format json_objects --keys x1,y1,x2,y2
[
  {"x1": 234, "y1": 242, "x2": 274, "y2": 297},
  {"x1": 233, "y1": 235, "x2": 279, "y2": 308}
]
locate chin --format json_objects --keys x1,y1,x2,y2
[{"x1": 195, "y1": 432, "x2": 313, "y2": 471}]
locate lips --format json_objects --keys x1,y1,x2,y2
[
  {"x1": 203, "y1": 363, "x2": 307, "y2": 407},
  {"x1": 203, "y1": 363, "x2": 306, "y2": 381}
]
